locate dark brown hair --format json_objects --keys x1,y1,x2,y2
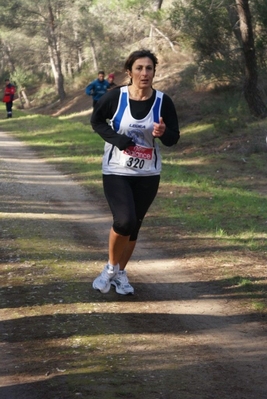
[{"x1": 124, "y1": 49, "x2": 158, "y2": 72}]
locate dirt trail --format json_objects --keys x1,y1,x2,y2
[{"x1": 0, "y1": 130, "x2": 266, "y2": 399}]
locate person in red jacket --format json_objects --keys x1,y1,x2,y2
[{"x1": 3, "y1": 78, "x2": 16, "y2": 118}]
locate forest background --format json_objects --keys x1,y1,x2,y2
[
  {"x1": 0, "y1": 1, "x2": 267, "y2": 397},
  {"x1": 0, "y1": 0, "x2": 267, "y2": 119},
  {"x1": 0, "y1": 0, "x2": 266, "y2": 310}
]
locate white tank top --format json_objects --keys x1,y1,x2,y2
[{"x1": 102, "y1": 86, "x2": 164, "y2": 176}]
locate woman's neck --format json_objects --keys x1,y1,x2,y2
[{"x1": 128, "y1": 85, "x2": 153, "y2": 101}]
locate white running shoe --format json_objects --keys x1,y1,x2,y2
[
  {"x1": 92, "y1": 264, "x2": 119, "y2": 293},
  {"x1": 111, "y1": 270, "x2": 134, "y2": 295}
]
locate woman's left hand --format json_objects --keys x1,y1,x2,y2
[{"x1": 152, "y1": 117, "x2": 166, "y2": 138}]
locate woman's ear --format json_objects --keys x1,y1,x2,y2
[{"x1": 126, "y1": 70, "x2": 132, "y2": 84}]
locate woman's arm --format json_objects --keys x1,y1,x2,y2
[
  {"x1": 91, "y1": 88, "x2": 135, "y2": 150},
  {"x1": 159, "y1": 94, "x2": 180, "y2": 147}
]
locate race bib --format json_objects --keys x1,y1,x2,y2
[{"x1": 120, "y1": 145, "x2": 154, "y2": 171}]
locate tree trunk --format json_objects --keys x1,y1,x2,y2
[
  {"x1": 235, "y1": 0, "x2": 267, "y2": 117},
  {"x1": 2, "y1": 41, "x2": 16, "y2": 73},
  {"x1": 47, "y1": 2, "x2": 66, "y2": 101},
  {"x1": 19, "y1": 89, "x2": 31, "y2": 109},
  {"x1": 89, "y1": 35, "x2": 98, "y2": 72},
  {"x1": 152, "y1": 0, "x2": 163, "y2": 11},
  {"x1": 77, "y1": 47, "x2": 83, "y2": 71},
  {"x1": 48, "y1": 45, "x2": 66, "y2": 101},
  {"x1": 226, "y1": 4, "x2": 242, "y2": 47}
]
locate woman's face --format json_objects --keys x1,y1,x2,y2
[{"x1": 128, "y1": 57, "x2": 155, "y2": 89}]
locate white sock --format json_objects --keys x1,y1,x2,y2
[{"x1": 108, "y1": 262, "x2": 119, "y2": 273}]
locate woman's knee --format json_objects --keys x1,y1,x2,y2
[{"x1": 113, "y1": 215, "x2": 137, "y2": 236}]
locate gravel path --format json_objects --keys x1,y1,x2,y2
[{"x1": 0, "y1": 130, "x2": 266, "y2": 399}]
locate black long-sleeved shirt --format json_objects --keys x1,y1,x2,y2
[{"x1": 91, "y1": 86, "x2": 180, "y2": 151}]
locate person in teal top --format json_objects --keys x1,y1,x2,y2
[{"x1": 85, "y1": 70, "x2": 110, "y2": 108}]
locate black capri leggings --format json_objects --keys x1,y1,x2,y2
[{"x1": 103, "y1": 174, "x2": 160, "y2": 241}]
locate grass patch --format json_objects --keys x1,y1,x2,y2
[
  {"x1": 1, "y1": 96, "x2": 267, "y2": 396},
  {"x1": 220, "y1": 275, "x2": 267, "y2": 312},
  {"x1": 1, "y1": 104, "x2": 267, "y2": 246}
]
